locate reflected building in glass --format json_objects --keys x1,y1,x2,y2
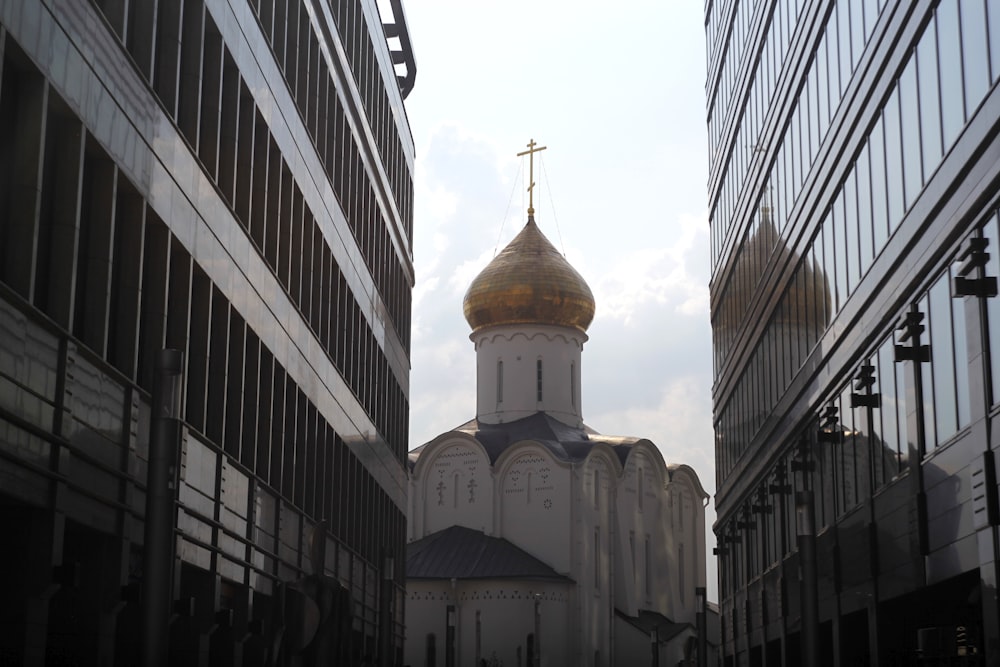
[
  {"x1": 706, "y1": 0, "x2": 1000, "y2": 664},
  {"x1": 0, "y1": 0, "x2": 415, "y2": 663}
]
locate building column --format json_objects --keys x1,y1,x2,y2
[
  {"x1": 956, "y1": 241, "x2": 1000, "y2": 662},
  {"x1": 21, "y1": 510, "x2": 65, "y2": 664}
]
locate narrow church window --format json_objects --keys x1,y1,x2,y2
[
  {"x1": 638, "y1": 467, "x2": 644, "y2": 512},
  {"x1": 594, "y1": 527, "x2": 601, "y2": 590},
  {"x1": 678, "y1": 544, "x2": 685, "y2": 604},
  {"x1": 453, "y1": 473, "x2": 459, "y2": 508},
  {"x1": 536, "y1": 359, "x2": 543, "y2": 401},
  {"x1": 497, "y1": 360, "x2": 503, "y2": 402},
  {"x1": 570, "y1": 361, "x2": 576, "y2": 407},
  {"x1": 629, "y1": 531, "x2": 636, "y2": 583},
  {"x1": 527, "y1": 472, "x2": 533, "y2": 504},
  {"x1": 593, "y1": 469, "x2": 600, "y2": 510}
]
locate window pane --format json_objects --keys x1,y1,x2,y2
[
  {"x1": 817, "y1": 35, "x2": 831, "y2": 134},
  {"x1": 833, "y1": 195, "x2": 851, "y2": 306},
  {"x1": 937, "y1": 0, "x2": 966, "y2": 149},
  {"x1": 838, "y1": 2, "x2": 853, "y2": 93},
  {"x1": 917, "y1": 19, "x2": 944, "y2": 178},
  {"x1": 826, "y1": 20, "x2": 842, "y2": 115},
  {"x1": 850, "y1": 0, "x2": 866, "y2": 67},
  {"x1": 843, "y1": 174, "x2": 860, "y2": 291},
  {"x1": 988, "y1": 0, "x2": 1000, "y2": 82},
  {"x1": 960, "y1": 0, "x2": 990, "y2": 113},
  {"x1": 869, "y1": 117, "x2": 890, "y2": 251},
  {"x1": 920, "y1": 293, "x2": 938, "y2": 453},
  {"x1": 883, "y1": 90, "x2": 905, "y2": 229},
  {"x1": 899, "y1": 57, "x2": 923, "y2": 208},
  {"x1": 822, "y1": 211, "x2": 840, "y2": 314},
  {"x1": 855, "y1": 144, "x2": 874, "y2": 276},
  {"x1": 929, "y1": 276, "x2": 958, "y2": 444},
  {"x1": 951, "y1": 265, "x2": 970, "y2": 428},
  {"x1": 985, "y1": 215, "x2": 1000, "y2": 403},
  {"x1": 877, "y1": 339, "x2": 900, "y2": 483}
]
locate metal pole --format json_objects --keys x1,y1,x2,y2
[
  {"x1": 141, "y1": 349, "x2": 184, "y2": 667},
  {"x1": 533, "y1": 594, "x2": 542, "y2": 667},
  {"x1": 796, "y1": 490, "x2": 820, "y2": 667},
  {"x1": 475, "y1": 610, "x2": 481, "y2": 667},
  {"x1": 445, "y1": 604, "x2": 455, "y2": 667},
  {"x1": 696, "y1": 586, "x2": 707, "y2": 667}
]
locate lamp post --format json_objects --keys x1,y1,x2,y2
[
  {"x1": 141, "y1": 350, "x2": 184, "y2": 667},
  {"x1": 534, "y1": 593, "x2": 541, "y2": 667},
  {"x1": 446, "y1": 604, "x2": 456, "y2": 667},
  {"x1": 793, "y1": 433, "x2": 820, "y2": 667},
  {"x1": 696, "y1": 586, "x2": 707, "y2": 667},
  {"x1": 380, "y1": 553, "x2": 394, "y2": 667}
]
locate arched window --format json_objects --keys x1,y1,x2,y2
[
  {"x1": 638, "y1": 467, "x2": 644, "y2": 512},
  {"x1": 536, "y1": 359, "x2": 543, "y2": 402},
  {"x1": 593, "y1": 469, "x2": 600, "y2": 510},
  {"x1": 497, "y1": 359, "x2": 504, "y2": 402},
  {"x1": 570, "y1": 361, "x2": 576, "y2": 407}
]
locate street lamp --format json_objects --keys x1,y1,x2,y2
[
  {"x1": 793, "y1": 430, "x2": 822, "y2": 667},
  {"x1": 696, "y1": 586, "x2": 707, "y2": 667}
]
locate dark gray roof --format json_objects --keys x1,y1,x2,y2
[
  {"x1": 409, "y1": 412, "x2": 640, "y2": 470},
  {"x1": 615, "y1": 608, "x2": 692, "y2": 642},
  {"x1": 406, "y1": 525, "x2": 573, "y2": 582}
]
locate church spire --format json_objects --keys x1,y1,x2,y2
[{"x1": 516, "y1": 138, "x2": 547, "y2": 218}]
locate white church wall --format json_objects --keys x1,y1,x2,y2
[
  {"x1": 497, "y1": 447, "x2": 573, "y2": 573},
  {"x1": 615, "y1": 446, "x2": 671, "y2": 618},
  {"x1": 473, "y1": 325, "x2": 585, "y2": 427},
  {"x1": 417, "y1": 439, "x2": 494, "y2": 538},
  {"x1": 405, "y1": 579, "x2": 571, "y2": 667},
  {"x1": 666, "y1": 467, "x2": 708, "y2": 624},
  {"x1": 572, "y1": 451, "x2": 616, "y2": 664}
]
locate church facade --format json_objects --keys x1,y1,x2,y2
[{"x1": 405, "y1": 202, "x2": 709, "y2": 667}]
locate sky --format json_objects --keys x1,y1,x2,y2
[{"x1": 396, "y1": 1, "x2": 717, "y2": 599}]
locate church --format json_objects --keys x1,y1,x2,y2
[{"x1": 404, "y1": 147, "x2": 710, "y2": 667}]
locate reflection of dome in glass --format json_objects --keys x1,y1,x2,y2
[
  {"x1": 463, "y1": 217, "x2": 595, "y2": 333},
  {"x1": 718, "y1": 204, "x2": 831, "y2": 331}
]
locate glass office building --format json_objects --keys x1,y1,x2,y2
[
  {"x1": 707, "y1": 0, "x2": 1000, "y2": 664},
  {"x1": 0, "y1": 0, "x2": 414, "y2": 663}
]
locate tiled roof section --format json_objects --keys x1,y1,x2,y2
[
  {"x1": 406, "y1": 525, "x2": 573, "y2": 582},
  {"x1": 467, "y1": 412, "x2": 638, "y2": 465},
  {"x1": 615, "y1": 608, "x2": 692, "y2": 642}
]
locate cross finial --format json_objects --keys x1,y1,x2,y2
[{"x1": 516, "y1": 138, "x2": 547, "y2": 217}]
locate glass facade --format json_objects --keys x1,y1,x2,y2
[
  {"x1": 0, "y1": 0, "x2": 414, "y2": 663},
  {"x1": 707, "y1": 0, "x2": 1000, "y2": 664}
]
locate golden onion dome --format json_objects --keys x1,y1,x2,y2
[{"x1": 463, "y1": 216, "x2": 596, "y2": 333}]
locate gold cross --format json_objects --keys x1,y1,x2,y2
[{"x1": 517, "y1": 138, "x2": 547, "y2": 216}]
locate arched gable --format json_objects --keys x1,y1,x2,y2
[
  {"x1": 411, "y1": 432, "x2": 492, "y2": 538},
  {"x1": 495, "y1": 441, "x2": 573, "y2": 572}
]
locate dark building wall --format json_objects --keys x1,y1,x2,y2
[
  {"x1": 707, "y1": 0, "x2": 1000, "y2": 664},
  {"x1": 0, "y1": 0, "x2": 414, "y2": 663}
]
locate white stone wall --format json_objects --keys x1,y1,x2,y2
[
  {"x1": 416, "y1": 439, "x2": 494, "y2": 537},
  {"x1": 472, "y1": 324, "x2": 586, "y2": 427},
  {"x1": 405, "y1": 579, "x2": 571, "y2": 667},
  {"x1": 497, "y1": 446, "x2": 573, "y2": 573}
]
